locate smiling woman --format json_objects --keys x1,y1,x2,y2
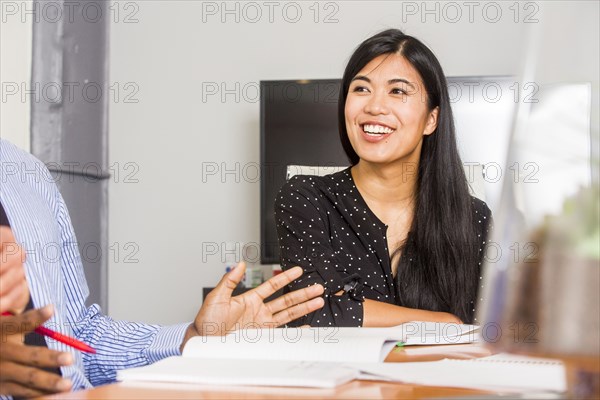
[
  {"x1": 344, "y1": 53, "x2": 438, "y2": 167},
  {"x1": 275, "y1": 29, "x2": 492, "y2": 327}
]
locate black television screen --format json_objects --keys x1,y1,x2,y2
[{"x1": 260, "y1": 79, "x2": 349, "y2": 264}]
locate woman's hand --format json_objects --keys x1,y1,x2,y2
[
  {"x1": 432, "y1": 311, "x2": 463, "y2": 324},
  {"x1": 363, "y1": 299, "x2": 463, "y2": 326}
]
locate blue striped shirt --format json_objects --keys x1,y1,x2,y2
[{"x1": 0, "y1": 139, "x2": 189, "y2": 391}]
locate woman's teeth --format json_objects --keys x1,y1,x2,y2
[{"x1": 363, "y1": 124, "x2": 394, "y2": 135}]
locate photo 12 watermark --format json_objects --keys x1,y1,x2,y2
[
  {"x1": 482, "y1": 240, "x2": 540, "y2": 266},
  {"x1": 201, "y1": 241, "x2": 262, "y2": 264},
  {"x1": 0, "y1": 240, "x2": 141, "y2": 265},
  {"x1": 199, "y1": 1, "x2": 340, "y2": 24},
  {"x1": 448, "y1": 81, "x2": 539, "y2": 104},
  {"x1": 201, "y1": 80, "x2": 340, "y2": 104},
  {"x1": 1, "y1": 81, "x2": 140, "y2": 104},
  {"x1": 399, "y1": 1, "x2": 540, "y2": 24},
  {"x1": 0, "y1": 161, "x2": 141, "y2": 185},
  {"x1": 1, "y1": 1, "x2": 140, "y2": 24}
]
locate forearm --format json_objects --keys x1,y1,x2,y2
[
  {"x1": 362, "y1": 299, "x2": 462, "y2": 327},
  {"x1": 74, "y1": 305, "x2": 189, "y2": 385}
]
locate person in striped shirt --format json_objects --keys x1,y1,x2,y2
[{"x1": 0, "y1": 139, "x2": 324, "y2": 398}]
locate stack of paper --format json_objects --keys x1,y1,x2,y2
[
  {"x1": 119, "y1": 358, "x2": 357, "y2": 388},
  {"x1": 117, "y1": 323, "x2": 565, "y2": 392}
]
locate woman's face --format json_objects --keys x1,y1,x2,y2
[{"x1": 344, "y1": 53, "x2": 438, "y2": 167}]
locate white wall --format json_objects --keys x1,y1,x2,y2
[
  {"x1": 107, "y1": 1, "x2": 599, "y2": 324},
  {"x1": 1, "y1": 0, "x2": 32, "y2": 150}
]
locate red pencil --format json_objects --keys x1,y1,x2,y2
[{"x1": 1, "y1": 311, "x2": 96, "y2": 354}]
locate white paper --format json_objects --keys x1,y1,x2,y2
[
  {"x1": 183, "y1": 332, "x2": 396, "y2": 363},
  {"x1": 182, "y1": 323, "x2": 480, "y2": 363},
  {"x1": 346, "y1": 353, "x2": 566, "y2": 393},
  {"x1": 117, "y1": 322, "x2": 483, "y2": 389},
  {"x1": 118, "y1": 358, "x2": 357, "y2": 388}
]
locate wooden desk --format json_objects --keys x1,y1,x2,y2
[{"x1": 41, "y1": 344, "x2": 497, "y2": 399}]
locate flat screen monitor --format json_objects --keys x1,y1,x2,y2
[{"x1": 260, "y1": 80, "x2": 347, "y2": 264}]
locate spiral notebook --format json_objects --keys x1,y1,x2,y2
[{"x1": 349, "y1": 353, "x2": 566, "y2": 393}]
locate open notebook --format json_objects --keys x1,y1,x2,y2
[
  {"x1": 350, "y1": 353, "x2": 566, "y2": 393},
  {"x1": 178, "y1": 322, "x2": 479, "y2": 363},
  {"x1": 117, "y1": 322, "x2": 478, "y2": 388}
]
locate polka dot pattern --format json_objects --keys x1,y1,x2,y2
[{"x1": 275, "y1": 168, "x2": 492, "y2": 327}]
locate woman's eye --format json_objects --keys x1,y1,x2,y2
[
  {"x1": 390, "y1": 87, "x2": 407, "y2": 95},
  {"x1": 352, "y1": 86, "x2": 369, "y2": 93}
]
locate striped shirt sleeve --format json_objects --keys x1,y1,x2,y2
[
  {"x1": 1, "y1": 139, "x2": 191, "y2": 389},
  {"x1": 50, "y1": 172, "x2": 190, "y2": 386}
]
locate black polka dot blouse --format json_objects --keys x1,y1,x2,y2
[{"x1": 275, "y1": 168, "x2": 492, "y2": 327}]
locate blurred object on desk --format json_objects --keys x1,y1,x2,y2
[{"x1": 477, "y1": 9, "x2": 599, "y2": 400}]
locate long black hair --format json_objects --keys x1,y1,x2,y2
[{"x1": 338, "y1": 29, "x2": 480, "y2": 323}]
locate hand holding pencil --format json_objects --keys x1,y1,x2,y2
[
  {"x1": 0, "y1": 226, "x2": 81, "y2": 397},
  {"x1": 0, "y1": 225, "x2": 96, "y2": 354},
  {"x1": 0, "y1": 305, "x2": 74, "y2": 397},
  {"x1": 1, "y1": 309, "x2": 96, "y2": 354}
]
